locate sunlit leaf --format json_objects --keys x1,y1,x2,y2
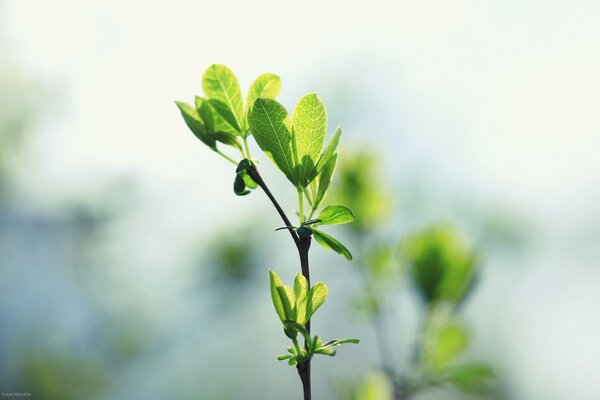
[
  {"x1": 312, "y1": 228, "x2": 353, "y2": 260},
  {"x1": 304, "y1": 282, "x2": 328, "y2": 323},
  {"x1": 308, "y1": 126, "x2": 342, "y2": 182},
  {"x1": 245, "y1": 73, "x2": 281, "y2": 133},
  {"x1": 294, "y1": 274, "x2": 309, "y2": 325},
  {"x1": 175, "y1": 101, "x2": 216, "y2": 149},
  {"x1": 248, "y1": 98, "x2": 298, "y2": 185},
  {"x1": 292, "y1": 94, "x2": 327, "y2": 187},
  {"x1": 277, "y1": 285, "x2": 296, "y2": 322},
  {"x1": 314, "y1": 205, "x2": 355, "y2": 226},
  {"x1": 202, "y1": 64, "x2": 244, "y2": 134},
  {"x1": 315, "y1": 153, "x2": 337, "y2": 206},
  {"x1": 269, "y1": 270, "x2": 286, "y2": 322}
]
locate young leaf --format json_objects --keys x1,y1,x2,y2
[
  {"x1": 312, "y1": 228, "x2": 353, "y2": 260},
  {"x1": 294, "y1": 273, "x2": 309, "y2": 325},
  {"x1": 277, "y1": 285, "x2": 297, "y2": 322},
  {"x1": 314, "y1": 153, "x2": 337, "y2": 206},
  {"x1": 202, "y1": 64, "x2": 244, "y2": 134},
  {"x1": 195, "y1": 96, "x2": 215, "y2": 132},
  {"x1": 233, "y1": 174, "x2": 246, "y2": 195},
  {"x1": 292, "y1": 94, "x2": 327, "y2": 187},
  {"x1": 304, "y1": 282, "x2": 328, "y2": 322},
  {"x1": 242, "y1": 172, "x2": 258, "y2": 189},
  {"x1": 245, "y1": 73, "x2": 281, "y2": 133},
  {"x1": 269, "y1": 270, "x2": 286, "y2": 322},
  {"x1": 308, "y1": 126, "x2": 342, "y2": 182},
  {"x1": 284, "y1": 321, "x2": 312, "y2": 348},
  {"x1": 175, "y1": 101, "x2": 216, "y2": 149},
  {"x1": 248, "y1": 98, "x2": 297, "y2": 185},
  {"x1": 314, "y1": 205, "x2": 355, "y2": 226}
]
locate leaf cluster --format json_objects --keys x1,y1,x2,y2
[{"x1": 269, "y1": 270, "x2": 359, "y2": 366}]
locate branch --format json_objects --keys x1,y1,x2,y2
[{"x1": 246, "y1": 165, "x2": 300, "y2": 249}]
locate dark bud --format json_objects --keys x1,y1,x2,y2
[{"x1": 297, "y1": 226, "x2": 313, "y2": 238}]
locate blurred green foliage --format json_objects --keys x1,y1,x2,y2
[
  {"x1": 402, "y1": 225, "x2": 478, "y2": 306},
  {"x1": 329, "y1": 148, "x2": 496, "y2": 400},
  {"x1": 13, "y1": 354, "x2": 109, "y2": 400},
  {"x1": 331, "y1": 151, "x2": 391, "y2": 234}
]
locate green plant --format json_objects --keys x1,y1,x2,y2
[
  {"x1": 330, "y1": 151, "x2": 495, "y2": 399},
  {"x1": 176, "y1": 64, "x2": 359, "y2": 399}
]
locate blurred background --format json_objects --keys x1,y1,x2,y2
[{"x1": 1, "y1": 0, "x2": 599, "y2": 399}]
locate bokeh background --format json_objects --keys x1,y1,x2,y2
[{"x1": 1, "y1": 0, "x2": 599, "y2": 399}]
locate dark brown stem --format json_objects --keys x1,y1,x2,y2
[
  {"x1": 246, "y1": 165, "x2": 300, "y2": 248},
  {"x1": 247, "y1": 164, "x2": 312, "y2": 400}
]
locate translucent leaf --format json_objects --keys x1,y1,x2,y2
[
  {"x1": 308, "y1": 126, "x2": 342, "y2": 182},
  {"x1": 277, "y1": 285, "x2": 296, "y2": 322},
  {"x1": 315, "y1": 205, "x2": 355, "y2": 226},
  {"x1": 294, "y1": 274, "x2": 309, "y2": 325},
  {"x1": 202, "y1": 64, "x2": 244, "y2": 134},
  {"x1": 292, "y1": 94, "x2": 327, "y2": 187},
  {"x1": 245, "y1": 73, "x2": 281, "y2": 133},
  {"x1": 312, "y1": 228, "x2": 353, "y2": 260},
  {"x1": 269, "y1": 270, "x2": 286, "y2": 322},
  {"x1": 305, "y1": 282, "x2": 328, "y2": 322},
  {"x1": 248, "y1": 98, "x2": 298, "y2": 185},
  {"x1": 314, "y1": 153, "x2": 337, "y2": 206},
  {"x1": 175, "y1": 101, "x2": 216, "y2": 149}
]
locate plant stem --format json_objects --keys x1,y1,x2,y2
[
  {"x1": 298, "y1": 188, "x2": 305, "y2": 224},
  {"x1": 246, "y1": 164, "x2": 312, "y2": 400},
  {"x1": 246, "y1": 165, "x2": 299, "y2": 248},
  {"x1": 215, "y1": 149, "x2": 238, "y2": 165},
  {"x1": 243, "y1": 136, "x2": 252, "y2": 159}
]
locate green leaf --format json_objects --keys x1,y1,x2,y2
[
  {"x1": 245, "y1": 73, "x2": 281, "y2": 133},
  {"x1": 195, "y1": 95, "x2": 242, "y2": 151},
  {"x1": 175, "y1": 101, "x2": 216, "y2": 149},
  {"x1": 315, "y1": 153, "x2": 337, "y2": 206},
  {"x1": 269, "y1": 270, "x2": 286, "y2": 322},
  {"x1": 242, "y1": 172, "x2": 258, "y2": 189},
  {"x1": 292, "y1": 94, "x2": 327, "y2": 187},
  {"x1": 423, "y1": 322, "x2": 469, "y2": 373},
  {"x1": 305, "y1": 282, "x2": 328, "y2": 322},
  {"x1": 403, "y1": 225, "x2": 478, "y2": 305},
  {"x1": 216, "y1": 132, "x2": 243, "y2": 151},
  {"x1": 233, "y1": 174, "x2": 248, "y2": 195},
  {"x1": 277, "y1": 285, "x2": 296, "y2": 322},
  {"x1": 308, "y1": 126, "x2": 342, "y2": 182},
  {"x1": 312, "y1": 228, "x2": 353, "y2": 260},
  {"x1": 248, "y1": 98, "x2": 297, "y2": 185},
  {"x1": 445, "y1": 363, "x2": 494, "y2": 392},
  {"x1": 195, "y1": 96, "x2": 215, "y2": 132},
  {"x1": 314, "y1": 205, "x2": 355, "y2": 226},
  {"x1": 294, "y1": 273, "x2": 309, "y2": 325},
  {"x1": 202, "y1": 64, "x2": 244, "y2": 134},
  {"x1": 284, "y1": 320, "x2": 312, "y2": 348}
]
